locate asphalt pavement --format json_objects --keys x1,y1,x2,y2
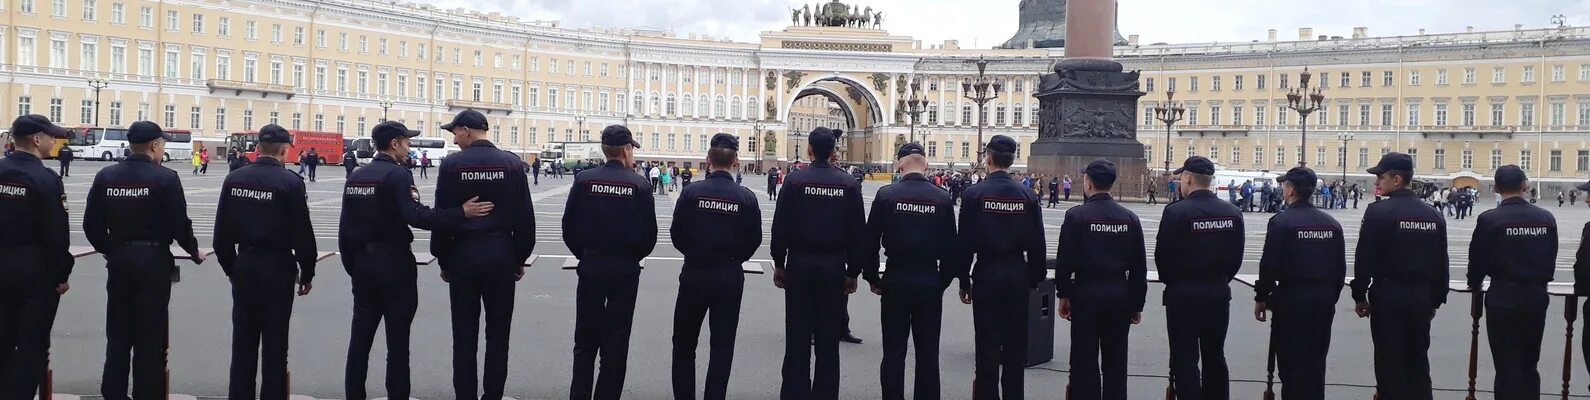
[{"x1": 37, "y1": 160, "x2": 1590, "y2": 399}]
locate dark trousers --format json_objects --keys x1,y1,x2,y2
[
  {"x1": 200, "y1": 163, "x2": 208, "y2": 174},
  {"x1": 533, "y1": 171, "x2": 540, "y2": 185},
  {"x1": 1272, "y1": 297, "x2": 1335, "y2": 400},
  {"x1": 344, "y1": 164, "x2": 356, "y2": 176},
  {"x1": 672, "y1": 266, "x2": 744, "y2": 400},
  {"x1": 1368, "y1": 285, "x2": 1435, "y2": 400},
  {"x1": 307, "y1": 165, "x2": 318, "y2": 182},
  {"x1": 345, "y1": 249, "x2": 419, "y2": 400},
  {"x1": 571, "y1": 260, "x2": 642, "y2": 400},
  {"x1": 1047, "y1": 191, "x2": 1058, "y2": 207},
  {"x1": 419, "y1": 166, "x2": 428, "y2": 179},
  {"x1": 1068, "y1": 289, "x2": 1132, "y2": 400},
  {"x1": 101, "y1": 245, "x2": 175, "y2": 400},
  {"x1": 0, "y1": 250, "x2": 61, "y2": 400},
  {"x1": 227, "y1": 249, "x2": 298, "y2": 400},
  {"x1": 58, "y1": 161, "x2": 69, "y2": 177},
  {"x1": 1486, "y1": 282, "x2": 1548, "y2": 400},
  {"x1": 1164, "y1": 293, "x2": 1230, "y2": 400},
  {"x1": 445, "y1": 238, "x2": 518, "y2": 400},
  {"x1": 1147, "y1": 192, "x2": 1156, "y2": 205},
  {"x1": 768, "y1": 185, "x2": 778, "y2": 200},
  {"x1": 879, "y1": 272, "x2": 943, "y2": 400},
  {"x1": 1063, "y1": 188, "x2": 1071, "y2": 200},
  {"x1": 781, "y1": 256, "x2": 847, "y2": 399},
  {"x1": 971, "y1": 272, "x2": 1028, "y2": 400}
]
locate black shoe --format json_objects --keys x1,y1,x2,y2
[{"x1": 840, "y1": 334, "x2": 863, "y2": 344}]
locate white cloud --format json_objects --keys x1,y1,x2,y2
[{"x1": 423, "y1": 0, "x2": 1587, "y2": 47}]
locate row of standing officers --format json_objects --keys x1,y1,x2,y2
[{"x1": 0, "y1": 109, "x2": 1581, "y2": 400}]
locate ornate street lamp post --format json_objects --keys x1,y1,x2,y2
[
  {"x1": 87, "y1": 77, "x2": 110, "y2": 126},
  {"x1": 1153, "y1": 90, "x2": 1186, "y2": 174},
  {"x1": 963, "y1": 56, "x2": 1002, "y2": 169},
  {"x1": 574, "y1": 114, "x2": 588, "y2": 141},
  {"x1": 1286, "y1": 67, "x2": 1326, "y2": 167},
  {"x1": 1338, "y1": 132, "x2": 1354, "y2": 183},
  {"x1": 378, "y1": 100, "x2": 393, "y2": 122},
  {"x1": 898, "y1": 78, "x2": 927, "y2": 144}
]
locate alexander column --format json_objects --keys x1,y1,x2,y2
[{"x1": 1028, "y1": 0, "x2": 1147, "y2": 198}]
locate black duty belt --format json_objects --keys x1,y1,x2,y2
[
  {"x1": 122, "y1": 240, "x2": 163, "y2": 247},
  {"x1": 362, "y1": 242, "x2": 409, "y2": 252}
]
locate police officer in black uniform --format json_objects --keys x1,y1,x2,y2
[
  {"x1": 1349, "y1": 152, "x2": 1447, "y2": 400},
  {"x1": 563, "y1": 125, "x2": 656, "y2": 400},
  {"x1": 1253, "y1": 167, "x2": 1345, "y2": 400},
  {"x1": 338, "y1": 121, "x2": 494, "y2": 400},
  {"x1": 213, "y1": 124, "x2": 317, "y2": 400},
  {"x1": 1056, "y1": 159, "x2": 1147, "y2": 400},
  {"x1": 670, "y1": 133, "x2": 760, "y2": 400},
  {"x1": 956, "y1": 135, "x2": 1046, "y2": 400},
  {"x1": 430, "y1": 110, "x2": 536, "y2": 400},
  {"x1": 862, "y1": 142, "x2": 958, "y2": 400},
  {"x1": 86, "y1": 121, "x2": 206, "y2": 400},
  {"x1": 0, "y1": 115, "x2": 73, "y2": 399},
  {"x1": 1469, "y1": 165, "x2": 1556, "y2": 400},
  {"x1": 770, "y1": 127, "x2": 867, "y2": 399},
  {"x1": 1156, "y1": 156, "x2": 1244, "y2": 400}
]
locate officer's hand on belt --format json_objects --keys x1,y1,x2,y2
[
  {"x1": 1354, "y1": 301, "x2": 1371, "y2": 318},
  {"x1": 297, "y1": 280, "x2": 312, "y2": 296},
  {"x1": 843, "y1": 277, "x2": 857, "y2": 295},
  {"x1": 463, "y1": 196, "x2": 494, "y2": 218},
  {"x1": 55, "y1": 282, "x2": 69, "y2": 295},
  {"x1": 1254, "y1": 302, "x2": 1269, "y2": 322}
]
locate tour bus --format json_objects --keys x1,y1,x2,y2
[
  {"x1": 344, "y1": 137, "x2": 376, "y2": 165},
  {"x1": 69, "y1": 126, "x2": 193, "y2": 162},
  {"x1": 226, "y1": 130, "x2": 345, "y2": 165},
  {"x1": 408, "y1": 136, "x2": 458, "y2": 163}
]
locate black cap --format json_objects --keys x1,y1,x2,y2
[
  {"x1": 709, "y1": 133, "x2": 738, "y2": 151},
  {"x1": 1495, "y1": 165, "x2": 1528, "y2": 189},
  {"x1": 600, "y1": 125, "x2": 640, "y2": 148},
  {"x1": 9, "y1": 115, "x2": 69, "y2": 138},
  {"x1": 985, "y1": 135, "x2": 1018, "y2": 154},
  {"x1": 1276, "y1": 166, "x2": 1319, "y2": 186},
  {"x1": 258, "y1": 124, "x2": 293, "y2": 144},
  {"x1": 808, "y1": 127, "x2": 841, "y2": 152},
  {"x1": 440, "y1": 109, "x2": 489, "y2": 132},
  {"x1": 372, "y1": 121, "x2": 419, "y2": 147},
  {"x1": 1084, "y1": 158, "x2": 1117, "y2": 186},
  {"x1": 127, "y1": 121, "x2": 173, "y2": 143},
  {"x1": 896, "y1": 142, "x2": 925, "y2": 159},
  {"x1": 1173, "y1": 156, "x2": 1216, "y2": 175},
  {"x1": 1366, "y1": 152, "x2": 1414, "y2": 175}
]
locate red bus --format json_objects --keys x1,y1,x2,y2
[{"x1": 227, "y1": 130, "x2": 345, "y2": 165}]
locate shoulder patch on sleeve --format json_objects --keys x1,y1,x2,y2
[{"x1": 411, "y1": 185, "x2": 421, "y2": 202}]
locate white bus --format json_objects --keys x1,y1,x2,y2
[
  {"x1": 409, "y1": 137, "x2": 459, "y2": 162},
  {"x1": 69, "y1": 126, "x2": 193, "y2": 162}
]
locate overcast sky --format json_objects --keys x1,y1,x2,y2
[{"x1": 424, "y1": 0, "x2": 1589, "y2": 48}]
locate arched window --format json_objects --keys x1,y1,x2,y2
[
  {"x1": 1013, "y1": 104, "x2": 1024, "y2": 127},
  {"x1": 714, "y1": 96, "x2": 727, "y2": 119},
  {"x1": 730, "y1": 96, "x2": 743, "y2": 120},
  {"x1": 649, "y1": 91, "x2": 660, "y2": 116},
  {"x1": 927, "y1": 102, "x2": 938, "y2": 125},
  {"x1": 697, "y1": 94, "x2": 710, "y2": 117},
  {"x1": 748, "y1": 96, "x2": 760, "y2": 119},
  {"x1": 682, "y1": 95, "x2": 694, "y2": 118},
  {"x1": 632, "y1": 91, "x2": 643, "y2": 114},
  {"x1": 666, "y1": 93, "x2": 677, "y2": 116}
]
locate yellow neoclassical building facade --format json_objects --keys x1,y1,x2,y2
[{"x1": 2, "y1": 0, "x2": 1588, "y2": 182}]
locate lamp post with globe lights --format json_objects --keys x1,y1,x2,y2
[
  {"x1": 963, "y1": 56, "x2": 1002, "y2": 169},
  {"x1": 1153, "y1": 90, "x2": 1186, "y2": 174},
  {"x1": 1286, "y1": 67, "x2": 1326, "y2": 167}
]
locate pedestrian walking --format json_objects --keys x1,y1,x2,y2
[
  {"x1": 1254, "y1": 166, "x2": 1346, "y2": 400},
  {"x1": 418, "y1": 151, "x2": 431, "y2": 179},
  {"x1": 1057, "y1": 159, "x2": 1147, "y2": 400},
  {"x1": 295, "y1": 150, "x2": 308, "y2": 175},
  {"x1": 1047, "y1": 176, "x2": 1060, "y2": 207},
  {"x1": 1157, "y1": 156, "x2": 1244, "y2": 400},
  {"x1": 767, "y1": 167, "x2": 780, "y2": 200},
  {"x1": 1062, "y1": 175, "x2": 1073, "y2": 201},
  {"x1": 200, "y1": 148, "x2": 210, "y2": 175},
  {"x1": 212, "y1": 124, "x2": 317, "y2": 400},
  {"x1": 530, "y1": 159, "x2": 541, "y2": 185},
  {"x1": 1350, "y1": 152, "x2": 1448, "y2": 400},
  {"x1": 431, "y1": 110, "x2": 536, "y2": 399},
  {"x1": 670, "y1": 133, "x2": 760, "y2": 400}
]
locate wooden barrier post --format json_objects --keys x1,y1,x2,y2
[
  {"x1": 1563, "y1": 295, "x2": 1578, "y2": 400},
  {"x1": 1466, "y1": 290, "x2": 1483, "y2": 400}
]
